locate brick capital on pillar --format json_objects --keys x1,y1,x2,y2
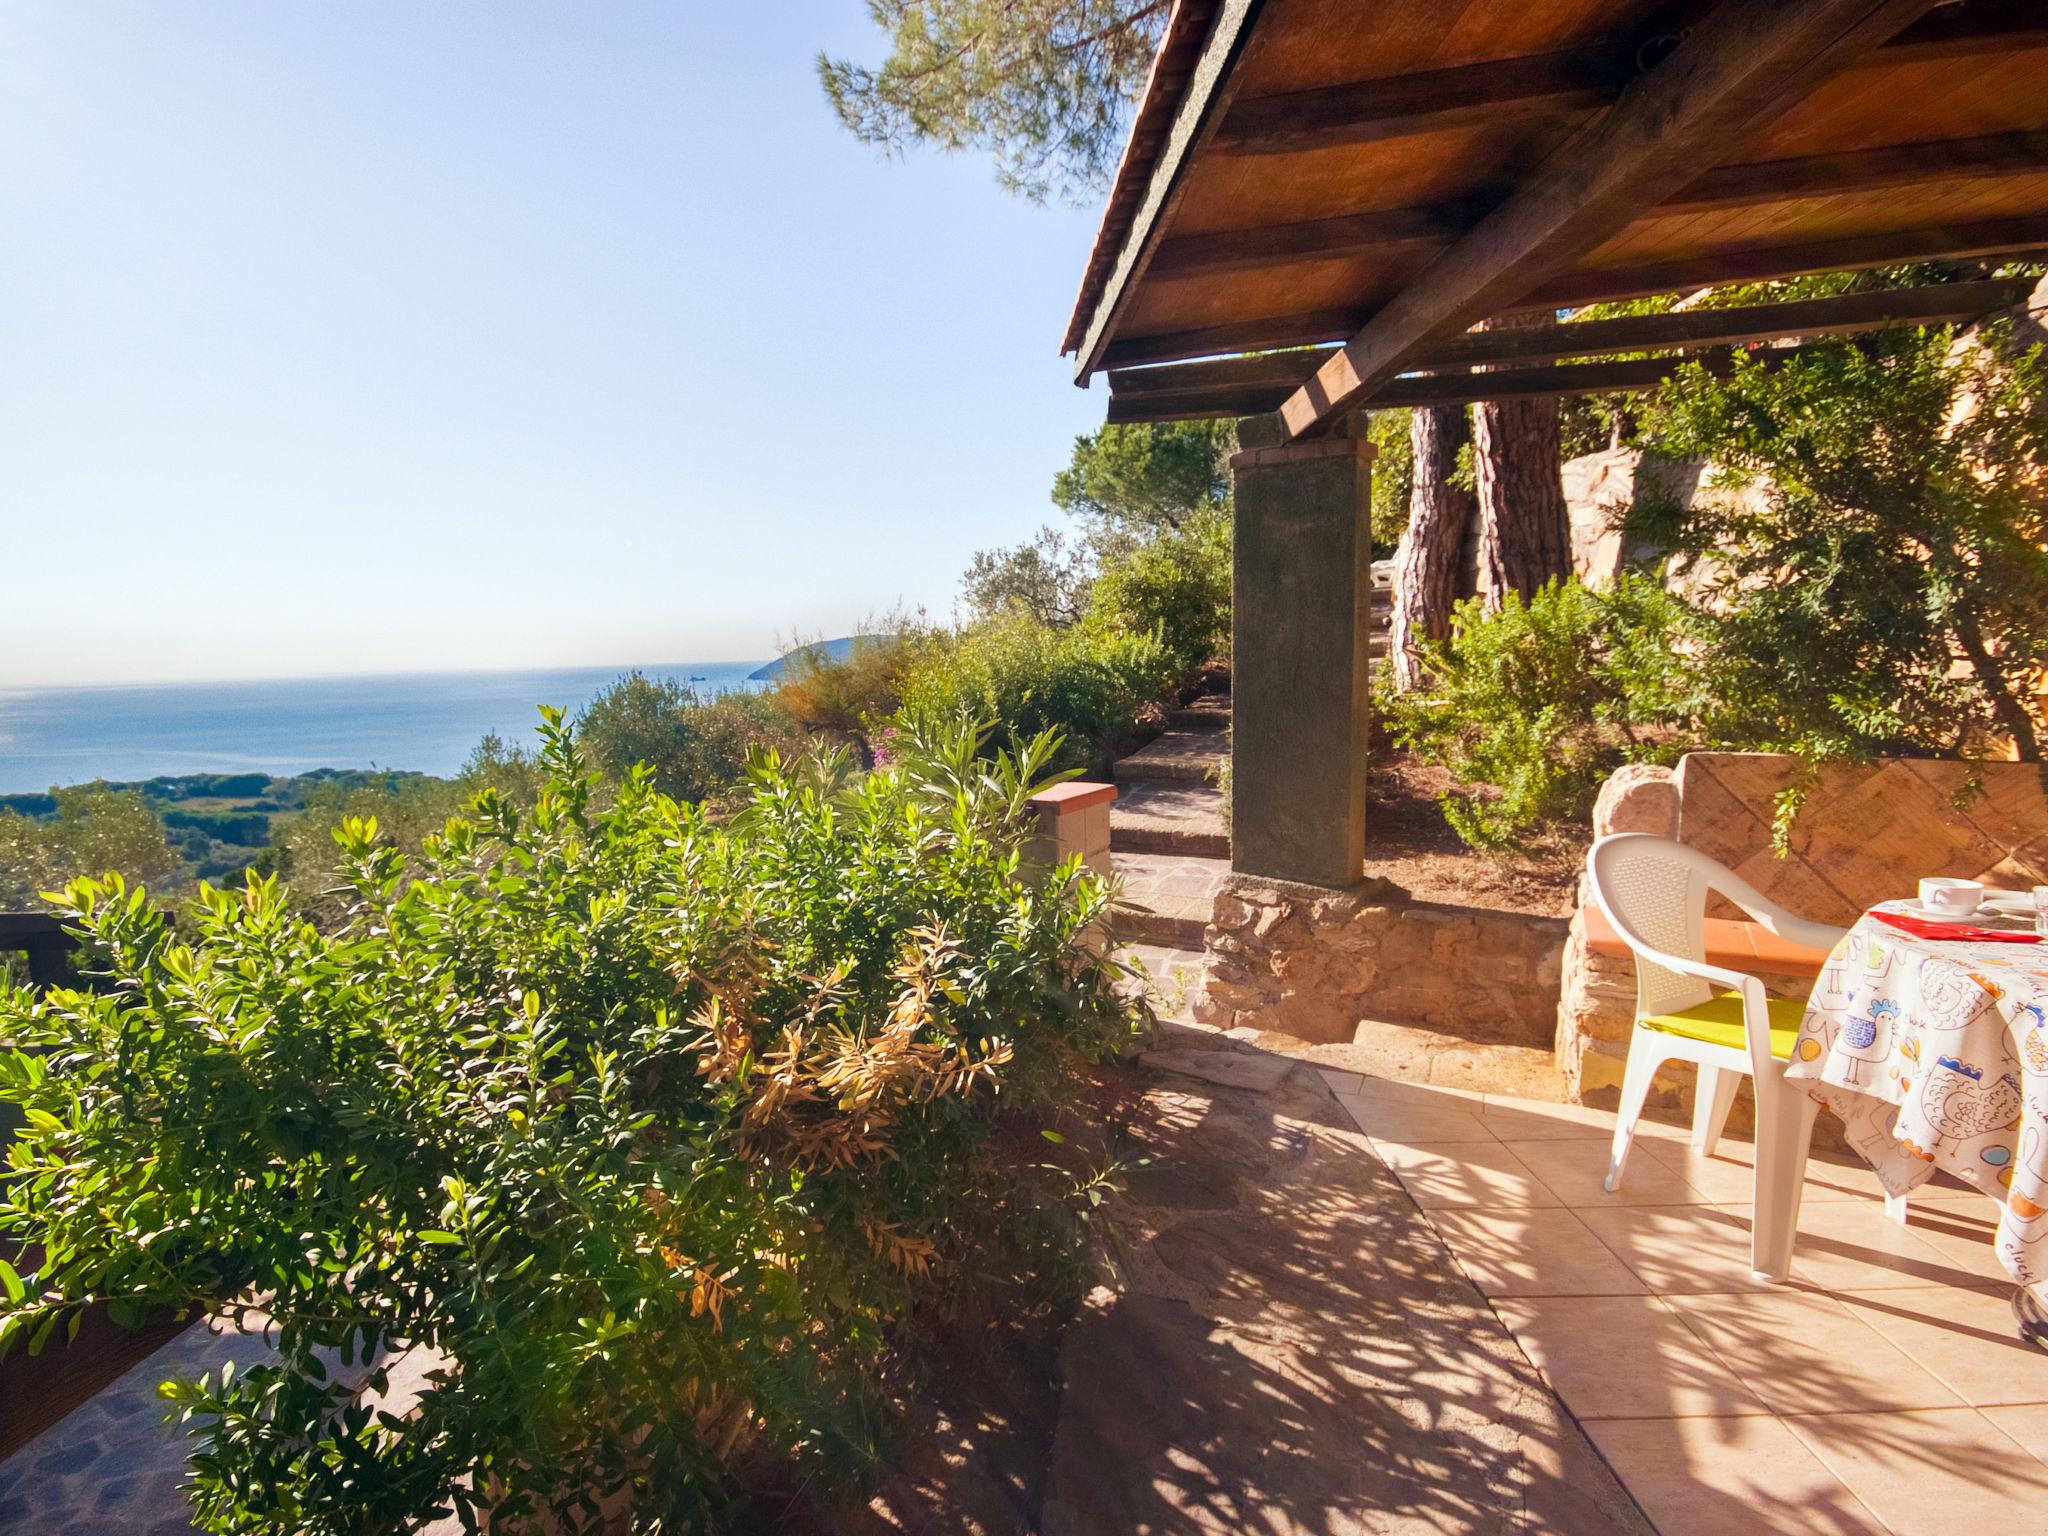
[{"x1": 1229, "y1": 411, "x2": 1375, "y2": 889}]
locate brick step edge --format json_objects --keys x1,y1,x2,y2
[
  {"x1": 1167, "y1": 710, "x2": 1232, "y2": 730},
  {"x1": 1110, "y1": 826, "x2": 1230, "y2": 859},
  {"x1": 1112, "y1": 910, "x2": 1209, "y2": 950},
  {"x1": 1113, "y1": 758, "x2": 1224, "y2": 784}
]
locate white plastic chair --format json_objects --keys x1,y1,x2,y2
[{"x1": 1588, "y1": 833, "x2": 1856, "y2": 1282}]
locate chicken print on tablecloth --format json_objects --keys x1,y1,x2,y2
[
  {"x1": 1836, "y1": 996, "x2": 1899, "y2": 1087},
  {"x1": 1923, "y1": 1056, "x2": 2023, "y2": 1142}
]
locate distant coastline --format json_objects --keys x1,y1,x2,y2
[{"x1": 0, "y1": 661, "x2": 768, "y2": 795}]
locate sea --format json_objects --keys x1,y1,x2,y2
[{"x1": 0, "y1": 662, "x2": 770, "y2": 795}]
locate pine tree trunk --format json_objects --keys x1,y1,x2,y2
[
  {"x1": 1473, "y1": 315, "x2": 1572, "y2": 607},
  {"x1": 1390, "y1": 405, "x2": 1476, "y2": 692}
]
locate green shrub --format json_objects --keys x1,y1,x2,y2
[
  {"x1": 768, "y1": 630, "x2": 925, "y2": 753},
  {"x1": 1085, "y1": 506, "x2": 1231, "y2": 678},
  {"x1": 0, "y1": 712, "x2": 1139, "y2": 1533},
  {"x1": 577, "y1": 673, "x2": 799, "y2": 804},
  {"x1": 901, "y1": 612, "x2": 1175, "y2": 775},
  {"x1": 1385, "y1": 575, "x2": 1697, "y2": 847}
]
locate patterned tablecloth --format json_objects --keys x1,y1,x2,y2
[{"x1": 1787, "y1": 904, "x2": 2048, "y2": 1284}]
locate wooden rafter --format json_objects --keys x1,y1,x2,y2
[
  {"x1": 1274, "y1": 0, "x2": 1950, "y2": 439},
  {"x1": 1522, "y1": 215, "x2": 2048, "y2": 308},
  {"x1": 1149, "y1": 134, "x2": 2048, "y2": 284},
  {"x1": 1107, "y1": 276, "x2": 2032, "y2": 413},
  {"x1": 1109, "y1": 342, "x2": 1833, "y2": 423},
  {"x1": 1210, "y1": 0, "x2": 2048, "y2": 160}
]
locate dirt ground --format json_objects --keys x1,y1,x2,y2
[{"x1": 1360, "y1": 753, "x2": 1588, "y2": 918}]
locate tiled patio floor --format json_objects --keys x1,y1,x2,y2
[{"x1": 1321, "y1": 1066, "x2": 2048, "y2": 1536}]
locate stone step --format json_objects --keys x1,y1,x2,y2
[
  {"x1": 1115, "y1": 942, "x2": 1210, "y2": 1023},
  {"x1": 1111, "y1": 850, "x2": 1229, "y2": 949},
  {"x1": 1113, "y1": 731, "x2": 1228, "y2": 784},
  {"x1": 1109, "y1": 780, "x2": 1229, "y2": 859},
  {"x1": 1168, "y1": 695, "x2": 1232, "y2": 730}
]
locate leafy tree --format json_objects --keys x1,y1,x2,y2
[
  {"x1": 0, "y1": 784, "x2": 180, "y2": 905},
  {"x1": 818, "y1": 0, "x2": 1172, "y2": 201},
  {"x1": 1085, "y1": 504, "x2": 1231, "y2": 677},
  {"x1": 1640, "y1": 324, "x2": 2048, "y2": 762},
  {"x1": 576, "y1": 674, "x2": 798, "y2": 804},
  {"x1": 961, "y1": 524, "x2": 1092, "y2": 626},
  {"x1": 1051, "y1": 419, "x2": 1233, "y2": 555},
  {"x1": 1366, "y1": 408, "x2": 1415, "y2": 553}
]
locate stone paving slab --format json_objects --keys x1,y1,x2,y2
[
  {"x1": 1042, "y1": 1038, "x2": 1657, "y2": 1536},
  {"x1": 1112, "y1": 730, "x2": 1228, "y2": 784},
  {"x1": 1111, "y1": 849, "x2": 1228, "y2": 949},
  {"x1": 1109, "y1": 781, "x2": 1228, "y2": 859},
  {"x1": 0, "y1": 1316, "x2": 276, "y2": 1535}
]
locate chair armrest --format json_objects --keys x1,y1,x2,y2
[{"x1": 1743, "y1": 907, "x2": 1850, "y2": 955}]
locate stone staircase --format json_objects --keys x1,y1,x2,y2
[{"x1": 1109, "y1": 692, "x2": 1231, "y2": 970}]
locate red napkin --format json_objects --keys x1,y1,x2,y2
[{"x1": 1872, "y1": 909, "x2": 2042, "y2": 944}]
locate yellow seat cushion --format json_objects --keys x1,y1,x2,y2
[{"x1": 1642, "y1": 992, "x2": 1806, "y2": 1059}]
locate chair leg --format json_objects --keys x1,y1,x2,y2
[
  {"x1": 1606, "y1": 1037, "x2": 1664, "y2": 1193},
  {"x1": 1692, "y1": 1063, "x2": 1743, "y2": 1158},
  {"x1": 1885, "y1": 1191, "x2": 1910, "y2": 1225},
  {"x1": 1751, "y1": 1076, "x2": 1822, "y2": 1283}
]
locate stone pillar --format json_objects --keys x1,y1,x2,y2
[{"x1": 1228, "y1": 417, "x2": 1375, "y2": 888}]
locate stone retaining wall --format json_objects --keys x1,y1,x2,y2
[{"x1": 1195, "y1": 875, "x2": 1567, "y2": 1047}]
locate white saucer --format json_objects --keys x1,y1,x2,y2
[
  {"x1": 1980, "y1": 891, "x2": 2039, "y2": 916},
  {"x1": 1893, "y1": 899, "x2": 2006, "y2": 924}
]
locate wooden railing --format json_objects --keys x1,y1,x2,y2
[
  {"x1": 0, "y1": 911, "x2": 193, "y2": 1460},
  {"x1": 0, "y1": 911, "x2": 76, "y2": 990}
]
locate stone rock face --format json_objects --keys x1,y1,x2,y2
[
  {"x1": 1592, "y1": 762, "x2": 1681, "y2": 839},
  {"x1": 1194, "y1": 875, "x2": 1568, "y2": 1047}
]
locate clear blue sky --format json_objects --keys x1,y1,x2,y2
[{"x1": 0, "y1": 3, "x2": 1109, "y2": 687}]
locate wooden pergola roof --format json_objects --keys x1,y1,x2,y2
[{"x1": 1062, "y1": 0, "x2": 2048, "y2": 435}]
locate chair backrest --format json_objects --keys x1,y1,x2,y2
[{"x1": 1588, "y1": 834, "x2": 1719, "y2": 1022}]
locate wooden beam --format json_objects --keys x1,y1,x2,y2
[
  {"x1": 1069, "y1": 0, "x2": 1268, "y2": 382},
  {"x1": 1148, "y1": 201, "x2": 1481, "y2": 279},
  {"x1": 1107, "y1": 277, "x2": 2030, "y2": 408},
  {"x1": 1111, "y1": 347, "x2": 1338, "y2": 398},
  {"x1": 1098, "y1": 306, "x2": 1362, "y2": 371},
  {"x1": 1276, "y1": 0, "x2": 1947, "y2": 440},
  {"x1": 1212, "y1": 0, "x2": 2048, "y2": 159},
  {"x1": 1425, "y1": 275, "x2": 2033, "y2": 363},
  {"x1": 1211, "y1": 44, "x2": 1634, "y2": 158},
  {"x1": 1109, "y1": 342, "x2": 1832, "y2": 422},
  {"x1": 1139, "y1": 133, "x2": 2048, "y2": 287},
  {"x1": 1666, "y1": 130, "x2": 2048, "y2": 211},
  {"x1": 1376, "y1": 342, "x2": 1838, "y2": 408},
  {"x1": 1522, "y1": 215, "x2": 2048, "y2": 308}
]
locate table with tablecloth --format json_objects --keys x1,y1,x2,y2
[{"x1": 1787, "y1": 903, "x2": 2048, "y2": 1284}]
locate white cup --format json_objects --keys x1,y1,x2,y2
[{"x1": 1919, "y1": 877, "x2": 1984, "y2": 915}]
